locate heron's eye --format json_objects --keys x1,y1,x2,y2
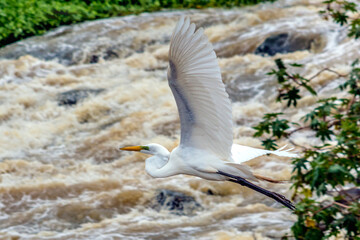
[{"x1": 141, "y1": 146, "x2": 150, "y2": 150}]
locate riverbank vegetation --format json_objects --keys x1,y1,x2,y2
[
  {"x1": 256, "y1": 58, "x2": 360, "y2": 240},
  {"x1": 0, "y1": 0, "x2": 273, "y2": 47},
  {"x1": 254, "y1": 1, "x2": 360, "y2": 239}
]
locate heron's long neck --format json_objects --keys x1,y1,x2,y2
[{"x1": 145, "y1": 154, "x2": 178, "y2": 178}]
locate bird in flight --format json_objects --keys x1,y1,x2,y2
[{"x1": 121, "y1": 16, "x2": 297, "y2": 210}]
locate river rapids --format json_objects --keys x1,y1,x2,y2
[{"x1": 0, "y1": 0, "x2": 359, "y2": 239}]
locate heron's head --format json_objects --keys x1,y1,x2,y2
[{"x1": 120, "y1": 143, "x2": 170, "y2": 157}]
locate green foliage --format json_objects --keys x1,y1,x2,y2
[
  {"x1": 0, "y1": 0, "x2": 274, "y2": 48},
  {"x1": 267, "y1": 59, "x2": 316, "y2": 107},
  {"x1": 254, "y1": 58, "x2": 360, "y2": 239},
  {"x1": 254, "y1": 2, "x2": 360, "y2": 236},
  {"x1": 320, "y1": 0, "x2": 360, "y2": 39},
  {"x1": 253, "y1": 113, "x2": 290, "y2": 149}
]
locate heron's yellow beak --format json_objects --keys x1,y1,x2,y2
[{"x1": 120, "y1": 146, "x2": 142, "y2": 151}]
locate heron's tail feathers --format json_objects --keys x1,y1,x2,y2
[
  {"x1": 273, "y1": 145, "x2": 298, "y2": 158},
  {"x1": 232, "y1": 144, "x2": 298, "y2": 164}
]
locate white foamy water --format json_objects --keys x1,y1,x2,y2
[{"x1": 0, "y1": 0, "x2": 359, "y2": 239}]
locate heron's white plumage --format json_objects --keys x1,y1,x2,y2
[
  {"x1": 231, "y1": 144, "x2": 298, "y2": 164},
  {"x1": 167, "y1": 16, "x2": 233, "y2": 160}
]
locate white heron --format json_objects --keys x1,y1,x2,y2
[{"x1": 120, "y1": 16, "x2": 297, "y2": 210}]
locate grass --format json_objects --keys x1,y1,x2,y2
[{"x1": 0, "y1": 0, "x2": 274, "y2": 48}]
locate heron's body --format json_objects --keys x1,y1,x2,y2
[
  {"x1": 145, "y1": 146, "x2": 219, "y2": 179},
  {"x1": 121, "y1": 17, "x2": 297, "y2": 210}
]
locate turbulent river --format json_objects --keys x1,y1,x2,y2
[{"x1": 0, "y1": 0, "x2": 359, "y2": 239}]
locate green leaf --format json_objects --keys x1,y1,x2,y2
[
  {"x1": 289, "y1": 63, "x2": 303, "y2": 67},
  {"x1": 332, "y1": 11, "x2": 348, "y2": 26},
  {"x1": 303, "y1": 83, "x2": 317, "y2": 96},
  {"x1": 271, "y1": 118, "x2": 290, "y2": 138},
  {"x1": 351, "y1": 59, "x2": 359, "y2": 67},
  {"x1": 328, "y1": 164, "x2": 348, "y2": 174},
  {"x1": 284, "y1": 87, "x2": 301, "y2": 107},
  {"x1": 275, "y1": 58, "x2": 286, "y2": 70},
  {"x1": 304, "y1": 228, "x2": 324, "y2": 240},
  {"x1": 261, "y1": 138, "x2": 278, "y2": 150},
  {"x1": 316, "y1": 121, "x2": 334, "y2": 141}
]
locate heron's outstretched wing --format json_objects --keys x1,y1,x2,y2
[
  {"x1": 167, "y1": 17, "x2": 233, "y2": 159},
  {"x1": 231, "y1": 144, "x2": 298, "y2": 164}
]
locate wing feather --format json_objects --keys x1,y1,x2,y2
[{"x1": 168, "y1": 16, "x2": 233, "y2": 159}]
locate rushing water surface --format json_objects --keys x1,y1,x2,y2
[{"x1": 0, "y1": 0, "x2": 359, "y2": 239}]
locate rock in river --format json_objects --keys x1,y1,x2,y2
[
  {"x1": 151, "y1": 189, "x2": 202, "y2": 215},
  {"x1": 255, "y1": 32, "x2": 322, "y2": 56},
  {"x1": 58, "y1": 88, "x2": 104, "y2": 106}
]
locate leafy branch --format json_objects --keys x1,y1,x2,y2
[
  {"x1": 255, "y1": 1, "x2": 360, "y2": 239},
  {"x1": 320, "y1": 0, "x2": 360, "y2": 39},
  {"x1": 255, "y1": 58, "x2": 360, "y2": 239},
  {"x1": 267, "y1": 59, "x2": 347, "y2": 107}
]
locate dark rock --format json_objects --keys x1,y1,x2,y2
[
  {"x1": 58, "y1": 89, "x2": 104, "y2": 106},
  {"x1": 103, "y1": 49, "x2": 119, "y2": 61},
  {"x1": 89, "y1": 55, "x2": 100, "y2": 64},
  {"x1": 207, "y1": 189, "x2": 214, "y2": 195},
  {"x1": 151, "y1": 189, "x2": 202, "y2": 215},
  {"x1": 255, "y1": 33, "x2": 317, "y2": 56}
]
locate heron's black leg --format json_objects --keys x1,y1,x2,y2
[{"x1": 217, "y1": 171, "x2": 295, "y2": 211}]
